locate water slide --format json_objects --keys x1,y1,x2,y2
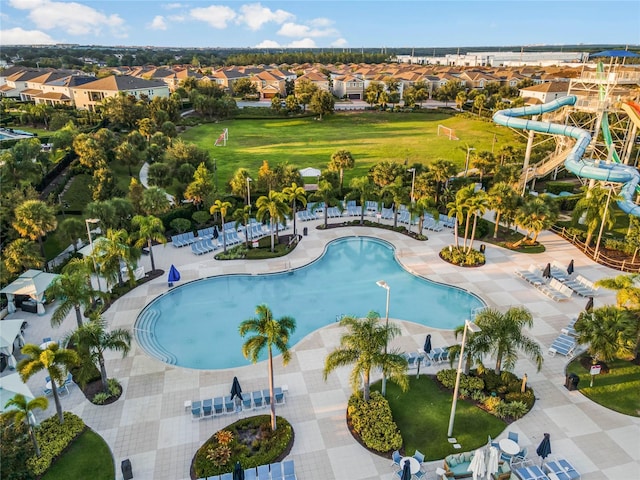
[
  {"x1": 493, "y1": 95, "x2": 640, "y2": 217},
  {"x1": 621, "y1": 100, "x2": 640, "y2": 130}
]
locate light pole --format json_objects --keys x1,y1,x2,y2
[
  {"x1": 407, "y1": 168, "x2": 416, "y2": 204},
  {"x1": 464, "y1": 147, "x2": 475, "y2": 176},
  {"x1": 246, "y1": 177, "x2": 253, "y2": 209},
  {"x1": 521, "y1": 167, "x2": 535, "y2": 196},
  {"x1": 594, "y1": 185, "x2": 613, "y2": 260},
  {"x1": 447, "y1": 319, "x2": 481, "y2": 437},
  {"x1": 376, "y1": 280, "x2": 390, "y2": 396},
  {"x1": 85, "y1": 218, "x2": 102, "y2": 293}
]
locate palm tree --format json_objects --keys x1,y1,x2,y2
[
  {"x1": 450, "y1": 184, "x2": 476, "y2": 249},
  {"x1": 131, "y1": 214, "x2": 166, "y2": 272},
  {"x1": 239, "y1": 304, "x2": 296, "y2": 431},
  {"x1": 488, "y1": 182, "x2": 519, "y2": 238},
  {"x1": 575, "y1": 306, "x2": 637, "y2": 363},
  {"x1": 323, "y1": 312, "x2": 408, "y2": 401},
  {"x1": 310, "y1": 180, "x2": 341, "y2": 228},
  {"x1": 93, "y1": 228, "x2": 139, "y2": 288},
  {"x1": 572, "y1": 185, "x2": 620, "y2": 247},
  {"x1": 413, "y1": 197, "x2": 439, "y2": 234},
  {"x1": 12, "y1": 199, "x2": 57, "y2": 267},
  {"x1": 232, "y1": 205, "x2": 253, "y2": 247},
  {"x1": 466, "y1": 190, "x2": 489, "y2": 253},
  {"x1": 472, "y1": 307, "x2": 543, "y2": 374},
  {"x1": 3, "y1": 394, "x2": 48, "y2": 457},
  {"x1": 65, "y1": 315, "x2": 132, "y2": 393},
  {"x1": 328, "y1": 150, "x2": 355, "y2": 193},
  {"x1": 210, "y1": 199, "x2": 232, "y2": 253},
  {"x1": 57, "y1": 217, "x2": 86, "y2": 253},
  {"x1": 447, "y1": 198, "x2": 465, "y2": 249},
  {"x1": 514, "y1": 196, "x2": 558, "y2": 246},
  {"x1": 2, "y1": 238, "x2": 43, "y2": 275},
  {"x1": 595, "y1": 274, "x2": 640, "y2": 309},
  {"x1": 18, "y1": 343, "x2": 79, "y2": 424},
  {"x1": 282, "y1": 182, "x2": 307, "y2": 237},
  {"x1": 382, "y1": 177, "x2": 409, "y2": 228},
  {"x1": 47, "y1": 269, "x2": 103, "y2": 328},
  {"x1": 430, "y1": 159, "x2": 457, "y2": 205},
  {"x1": 348, "y1": 176, "x2": 377, "y2": 225},
  {"x1": 256, "y1": 192, "x2": 290, "y2": 252}
]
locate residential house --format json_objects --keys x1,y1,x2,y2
[
  {"x1": 71, "y1": 75, "x2": 170, "y2": 111},
  {"x1": 34, "y1": 74, "x2": 96, "y2": 106},
  {"x1": 0, "y1": 69, "x2": 47, "y2": 98},
  {"x1": 295, "y1": 71, "x2": 331, "y2": 92},
  {"x1": 20, "y1": 71, "x2": 71, "y2": 102},
  {"x1": 332, "y1": 74, "x2": 365, "y2": 100},
  {"x1": 519, "y1": 81, "x2": 569, "y2": 104},
  {"x1": 210, "y1": 68, "x2": 249, "y2": 94},
  {"x1": 250, "y1": 70, "x2": 286, "y2": 99}
]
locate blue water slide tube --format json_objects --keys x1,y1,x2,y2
[{"x1": 492, "y1": 95, "x2": 640, "y2": 217}]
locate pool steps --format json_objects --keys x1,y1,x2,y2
[{"x1": 134, "y1": 308, "x2": 178, "y2": 365}]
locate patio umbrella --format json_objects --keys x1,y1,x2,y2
[
  {"x1": 467, "y1": 447, "x2": 487, "y2": 480},
  {"x1": 233, "y1": 461, "x2": 245, "y2": 480},
  {"x1": 423, "y1": 334, "x2": 432, "y2": 355},
  {"x1": 585, "y1": 296, "x2": 594, "y2": 312},
  {"x1": 213, "y1": 226, "x2": 219, "y2": 239},
  {"x1": 400, "y1": 459, "x2": 412, "y2": 480},
  {"x1": 536, "y1": 433, "x2": 552, "y2": 465},
  {"x1": 567, "y1": 259, "x2": 574, "y2": 275},
  {"x1": 230, "y1": 376, "x2": 243, "y2": 401},
  {"x1": 167, "y1": 265, "x2": 180, "y2": 287},
  {"x1": 486, "y1": 446, "x2": 500, "y2": 478},
  {"x1": 543, "y1": 263, "x2": 551, "y2": 278}
]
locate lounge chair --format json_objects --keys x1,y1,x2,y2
[
  {"x1": 202, "y1": 398, "x2": 213, "y2": 418},
  {"x1": 252, "y1": 391, "x2": 264, "y2": 408},
  {"x1": 242, "y1": 395, "x2": 253, "y2": 411},
  {"x1": 262, "y1": 389, "x2": 272, "y2": 406},
  {"x1": 544, "y1": 459, "x2": 580, "y2": 480},
  {"x1": 564, "y1": 275, "x2": 598, "y2": 297},
  {"x1": 257, "y1": 465, "x2": 270, "y2": 480},
  {"x1": 191, "y1": 400, "x2": 202, "y2": 420},
  {"x1": 548, "y1": 334, "x2": 577, "y2": 358},
  {"x1": 191, "y1": 243, "x2": 204, "y2": 255},
  {"x1": 213, "y1": 397, "x2": 224, "y2": 415},
  {"x1": 274, "y1": 386, "x2": 285, "y2": 405},
  {"x1": 244, "y1": 468, "x2": 257, "y2": 480},
  {"x1": 283, "y1": 460, "x2": 296, "y2": 480},
  {"x1": 270, "y1": 462, "x2": 283, "y2": 480},
  {"x1": 516, "y1": 265, "x2": 546, "y2": 285},
  {"x1": 220, "y1": 474, "x2": 233, "y2": 480},
  {"x1": 561, "y1": 318, "x2": 578, "y2": 337},
  {"x1": 224, "y1": 395, "x2": 235, "y2": 414}
]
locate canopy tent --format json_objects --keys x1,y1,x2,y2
[
  {"x1": 0, "y1": 320, "x2": 26, "y2": 370},
  {"x1": 590, "y1": 50, "x2": 640, "y2": 58},
  {"x1": 299, "y1": 167, "x2": 321, "y2": 177},
  {"x1": 0, "y1": 373, "x2": 36, "y2": 424},
  {"x1": 77, "y1": 235, "x2": 108, "y2": 257},
  {"x1": 0, "y1": 270, "x2": 59, "y2": 315}
]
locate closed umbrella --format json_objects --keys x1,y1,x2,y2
[
  {"x1": 536, "y1": 433, "x2": 552, "y2": 465},
  {"x1": 167, "y1": 265, "x2": 181, "y2": 287},
  {"x1": 467, "y1": 447, "x2": 486, "y2": 480},
  {"x1": 486, "y1": 446, "x2": 500, "y2": 478},
  {"x1": 400, "y1": 459, "x2": 412, "y2": 480},
  {"x1": 213, "y1": 226, "x2": 219, "y2": 239},
  {"x1": 567, "y1": 259, "x2": 574, "y2": 275},
  {"x1": 585, "y1": 297, "x2": 594, "y2": 312},
  {"x1": 230, "y1": 376, "x2": 243, "y2": 401},
  {"x1": 233, "y1": 461, "x2": 245, "y2": 480},
  {"x1": 543, "y1": 263, "x2": 551, "y2": 278},
  {"x1": 423, "y1": 334, "x2": 432, "y2": 355}
]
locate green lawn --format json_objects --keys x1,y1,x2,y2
[
  {"x1": 41, "y1": 429, "x2": 114, "y2": 480},
  {"x1": 181, "y1": 111, "x2": 516, "y2": 188},
  {"x1": 566, "y1": 356, "x2": 640, "y2": 417},
  {"x1": 372, "y1": 376, "x2": 505, "y2": 460}
]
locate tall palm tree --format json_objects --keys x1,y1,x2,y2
[
  {"x1": 488, "y1": 182, "x2": 519, "y2": 238},
  {"x1": 232, "y1": 205, "x2": 253, "y2": 247},
  {"x1": 514, "y1": 196, "x2": 558, "y2": 246},
  {"x1": 348, "y1": 176, "x2": 377, "y2": 225},
  {"x1": 131, "y1": 214, "x2": 166, "y2": 272},
  {"x1": 18, "y1": 343, "x2": 79, "y2": 424},
  {"x1": 412, "y1": 197, "x2": 439, "y2": 234},
  {"x1": 310, "y1": 180, "x2": 341, "y2": 229},
  {"x1": 382, "y1": 177, "x2": 409, "y2": 228},
  {"x1": 2, "y1": 238, "x2": 43, "y2": 275},
  {"x1": 12, "y1": 199, "x2": 57, "y2": 268},
  {"x1": 323, "y1": 312, "x2": 408, "y2": 401},
  {"x1": 447, "y1": 198, "x2": 465, "y2": 249},
  {"x1": 429, "y1": 159, "x2": 457, "y2": 205},
  {"x1": 256, "y1": 192, "x2": 290, "y2": 252},
  {"x1": 93, "y1": 228, "x2": 139, "y2": 288},
  {"x1": 328, "y1": 150, "x2": 355, "y2": 193},
  {"x1": 575, "y1": 306, "x2": 637, "y2": 364},
  {"x1": 3, "y1": 393, "x2": 48, "y2": 457},
  {"x1": 572, "y1": 185, "x2": 620, "y2": 247},
  {"x1": 239, "y1": 304, "x2": 296, "y2": 431},
  {"x1": 210, "y1": 199, "x2": 232, "y2": 253},
  {"x1": 595, "y1": 274, "x2": 640, "y2": 309},
  {"x1": 57, "y1": 217, "x2": 86, "y2": 253},
  {"x1": 47, "y1": 269, "x2": 103, "y2": 328},
  {"x1": 472, "y1": 307, "x2": 543, "y2": 374},
  {"x1": 282, "y1": 182, "x2": 307, "y2": 237},
  {"x1": 65, "y1": 315, "x2": 132, "y2": 393},
  {"x1": 466, "y1": 190, "x2": 489, "y2": 253}
]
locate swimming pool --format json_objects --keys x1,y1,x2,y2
[{"x1": 135, "y1": 237, "x2": 485, "y2": 370}]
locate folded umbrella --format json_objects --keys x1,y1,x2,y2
[
  {"x1": 400, "y1": 459, "x2": 412, "y2": 480},
  {"x1": 585, "y1": 296, "x2": 594, "y2": 312},
  {"x1": 536, "y1": 433, "x2": 552, "y2": 465},
  {"x1": 213, "y1": 226, "x2": 219, "y2": 239},
  {"x1": 233, "y1": 461, "x2": 245, "y2": 480},
  {"x1": 423, "y1": 334, "x2": 432, "y2": 355},
  {"x1": 230, "y1": 376, "x2": 243, "y2": 401},
  {"x1": 543, "y1": 263, "x2": 551, "y2": 278},
  {"x1": 168, "y1": 264, "x2": 180, "y2": 287},
  {"x1": 567, "y1": 259, "x2": 574, "y2": 275}
]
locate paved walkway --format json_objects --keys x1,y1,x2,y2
[{"x1": 5, "y1": 219, "x2": 639, "y2": 480}]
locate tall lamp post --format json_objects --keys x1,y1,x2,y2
[
  {"x1": 447, "y1": 319, "x2": 481, "y2": 437},
  {"x1": 85, "y1": 218, "x2": 102, "y2": 293},
  {"x1": 376, "y1": 280, "x2": 390, "y2": 396},
  {"x1": 464, "y1": 147, "x2": 475, "y2": 176},
  {"x1": 246, "y1": 177, "x2": 253, "y2": 209},
  {"x1": 594, "y1": 185, "x2": 613, "y2": 260},
  {"x1": 407, "y1": 168, "x2": 416, "y2": 204}
]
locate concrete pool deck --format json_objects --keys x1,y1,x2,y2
[{"x1": 5, "y1": 219, "x2": 639, "y2": 479}]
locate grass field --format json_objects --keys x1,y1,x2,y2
[
  {"x1": 372, "y1": 376, "x2": 505, "y2": 460},
  {"x1": 181, "y1": 111, "x2": 517, "y2": 188},
  {"x1": 41, "y1": 429, "x2": 114, "y2": 480}
]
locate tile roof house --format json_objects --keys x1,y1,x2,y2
[
  {"x1": 34, "y1": 75, "x2": 96, "y2": 106},
  {"x1": 71, "y1": 75, "x2": 170, "y2": 111},
  {"x1": 250, "y1": 70, "x2": 286, "y2": 99},
  {"x1": 20, "y1": 71, "x2": 71, "y2": 102},
  {"x1": 0, "y1": 69, "x2": 50, "y2": 98},
  {"x1": 332, "y1": 74, "x2": 364, "y2": 100},
  {"x1": 519, "y1": 81, "x2": 569, "y2": 104},
  {"x1": 295, "y1": 71, "x2": 331, "y2": 92}
]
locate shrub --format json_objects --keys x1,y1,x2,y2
[
  {"x1": 505, "y1": 390, "x2": 535, "y2": 410},
  {"x1": 28, "y1": 412, "x2": 85, "y2": 475},
  {"x1": 546, "y1": 181, "x2": 576, "y2": 195},
  {"x1": 440, "y1": 246, "x2": 485, "y2": 267},
  {"x1": 347, "y1": 392, "x2": 402, "y2": 453},
  {"x1": 206, "y1": 445, "x2": 232, "y2": 467},
  {"x1": 496, "y1": 400, "x2": 528, "y2": 420},
  {"x1": 436, "y1": 369, "x2": 484, "y2": 392},
  {"x1": 108, "y1": 378, "x2": 121, "y2": 396},
  {"x1": 92, "y1": 392, "x2": 110, "y2": 405},
  {"x1": 604, "y1": 238, "x2": 634, "y2": 255},
  {"x1": 215, "y1": 430, "x2": 234, "y2": 446},
  {"x1": 170, "y1": 218, "x2": 192, "y2": 233},
  {"x1": 482, "y1": 396, "x2": 502, "y2": 414},
  {"x1": 216, "y1": 244, "x2": 248, "y2": 260}
]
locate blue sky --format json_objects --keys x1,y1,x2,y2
[{"x1": 1, "y1": 0, "x2": 639, "y2": 49}]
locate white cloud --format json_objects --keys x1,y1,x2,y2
[
  {"x1": 9, "y1": 0, "x2": 126, "y2": 36},
  {"x1": 237, "y1": 3, "x2": 294, "y2": 31},
  {"x1": 308, "y1": 17, "x2": 333, "y2": 28},
  {"x1": 0, "y1": 27, "x2": 56, "y2": 44},
  {"x1": 168, "y1": 14, "x2": 186, "y2": 22},
  {"x1": 331, "y1": 38, "x2": 348, "y2": 48},
  {"x1": 190, "y1": 5, "x2": 236, "y2": 29},
  {"x1": 288, "y1": 38, "x2": 316, "y2": 48},
  {"x1": 254, "y1": 39, "x2": 281, "y2": 48},
  {"x1": 149, "y1": 15, "x2": 167, "y2": 31},
  {"x1": 277, "y1": 22, "x2": 337, "y2": 38},
  {"x1": 163, "y1": 2, "x2": 184, "y2": 9}
]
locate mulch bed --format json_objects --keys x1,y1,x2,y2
[
  {"x1": 317, "y1": 221, "x2": 427, "y2": 241},
  {"x1": 80, "y1": 378, "x2": 122, "y2": 405}
]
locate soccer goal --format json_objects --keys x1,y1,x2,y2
[
  {"x1": 214, "y1": 128, "x2": 229, "y2": 147},
  {"x1": 437, "y1": 124, "x2": 459, "y2": 140}
]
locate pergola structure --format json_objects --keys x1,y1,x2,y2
[{"x1": 0, "y1": 269, "x2": 59, "y2": 315}]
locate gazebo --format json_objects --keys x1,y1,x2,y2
[
  {"x1": 0, "y1": 319, "x2": 26, "y2": 370},
  {"x1": 0, "y1": 373, "x2": 36, "y2": 419},
  {"x1": 0, "y1": 269, "x2": 59, "y2": 315}
]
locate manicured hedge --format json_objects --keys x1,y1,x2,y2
[
  {"x1": 28, "y1": 412, "x2": 86, "y2": 475},
  {"x1": 347, "y1": 391, "x2": 402, "y2": 453}
]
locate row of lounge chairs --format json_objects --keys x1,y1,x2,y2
[
  {"x1": 548, "y1": 333, "x2": 577, "y2": 358},
  {"x1": 191, "y1": 239, "x2": 218, "y2": 255},
  {"x1": 197, "y1": 460, "x2": 297, "y2": 480},
  {"x1": 549, "y1": 261, "x2": 599, "y2": 297},
  {"x1": 516, "y1": 266, "x2": 572, "y2": 301},
  {"x1": 514, "y1": 458, "x2": 580, "y2": 480},
  {"x1": 404, "y1": 347, "x2": 450, "y2": 369},
  {"x1": 171, "y1": 232, "x2": 197, "y2": 247},
  {"x1": 189, "y1": 388, "x2": 286, "y2": 420}
]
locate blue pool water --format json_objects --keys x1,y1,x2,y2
[{"x1": 135, "y1": 237, "x2": 484, "y2": 370}]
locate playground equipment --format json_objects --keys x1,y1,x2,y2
[{"x1": 493, "y1": 95, "x2": 640, "y2": 216}]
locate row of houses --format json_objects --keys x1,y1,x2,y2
[{"x1": 0, "y1": 62, "x2": 586, "y2": 109}]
